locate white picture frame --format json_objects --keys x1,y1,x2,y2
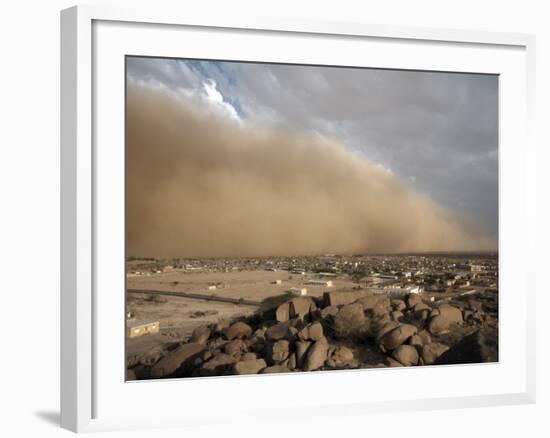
[{"x1": 60, "y1": 4, "x2": 536, "y2": 433}]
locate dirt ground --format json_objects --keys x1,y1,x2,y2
[{"x1": 126, "y1": 269, "x2": 356, "y2": 356}]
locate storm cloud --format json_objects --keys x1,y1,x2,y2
[
  {"x1": 127, "y1": 57, "x2": 499, "y2": 240},
  {"x1": 126, "y1": 84, "x2": 495, "y2": 258}
]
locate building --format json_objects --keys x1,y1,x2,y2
[
  {"x1": 306, "y1": 280, "x2": 333, "y2": 287},
  {"x1": 127, "y1": 320, "x2": 160, "y2": 338}
]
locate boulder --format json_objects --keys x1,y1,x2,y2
[
  {"x1": 269, "y1": 340, "x2": 290, "y2": 363},
  {"x1": 189, "y1": 325, "x2": 210, "y2": 344},
  {"x1": 127, "y1": 343, "x2": 175, "y2": 368},
  {"x1": 275, "y1": 302, "x2": 291, "y2": 322},
  {"x1": 409, "y1": 309, "x2": 430, "y2": 324},
  {"x1": 384, "y1": 357, "x2": 404, "y2": 367},
  {"x1": 294, "y1": 341, "x2": 312, "y2": 369},
  {"x1": 391, "y1": 310, "x2": 404, "y2": 321},
  {"x1": 379, "y1": 324, "x2": 417, "y2": 351},
  {"x1": 428, "y1": 304, "x2": 463, "y2": 334},
  {"x1": 261, "y1": 365, "x2": 291, "y2": 374},
  {"x1": 438, "y1": 304, "x2": 464, "y2": 321},
  {"x1": 241, "y1": 352, "x2": 257, "y2": 361},
  {"x1": 357, "y1": 295, "x2": 391, "y2": 316},
  {"x1": 406, "y1": 294, "x2": 423, "y2": 309},
  {"x1": 223, "y1": 339, "x2": 247, "y2": 357},
  {"x1": 150, "y1": 343, "x2": 206, "y2": 378},
  {"x1": 200, "y1": 353, "x2": 238, "y2": 376},
  {"x1": 266, "y1": 321, "x2": 294, "y2": 342},
  {"x1": 468, "y1": 300, "x2": 483, "y2": 312},
  {"x1": 408, "y1": 334, "x2": 424, "y2": 346},
  {"x1": 289, "y1": 297, "x2": 317, "y2": 319},
  {"x1": 375, "y1": 321, "x2": 401, "y2": 344},
  {"x1": 287, "y1": 353, "x2": 297, "y2": 370},
  {"x1": 333, "y1": 346, "x2": 354, "y2": 362},
  {"x1": 304, "y1": 338, "x2": 329, "y2": 371},
  {"x1": 391, "y1": 299, "x2": 407, "y2": 312},
  {"x1": 417, "y1": 330, "x2": 432, "y2": 345},
  {"x1": 421, "y1": 343, "x2": 450, "y2": 365},
  {"x1": 233, "y1": 358, "x2": 267, "y2": 375},
  {"x1": 328, "y1": 345, "x2": 355, "y2": 368},
  {"x1": 320, "y1": 305, "x2": 339, "y2": 319},
  {"x1": 333, "y1": 303, "x2": 368, "y2": 339},
  {"x1": 223, "y1": 322, "x2": 252, "y2": 340},
  {"x1": 413, "y1": 302, "x2": 431, "y2": 312},
  {"x1": 392, "y1": 344, "x2": 419, "y2": 366},
  {"x1": 298, "y1": 322, "x2": 324, "y2": 341},
  {"x1": 214, "y1": 319, "x2": 230, "y2": 333},
  {"x1": 434, "y1": 328, "x2": 498, "y2": 365}
]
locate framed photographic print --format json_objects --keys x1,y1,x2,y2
[{"x1": 61, "y1": 5, "x2": 536, "y2": 433}]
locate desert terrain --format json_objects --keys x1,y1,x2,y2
[{"x1": 126, "y1": 253, "x2": 498, "y2": 379}]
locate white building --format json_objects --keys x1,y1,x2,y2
[{"x1": 306, "y1": 280, "x2": 333, "y2": 287}]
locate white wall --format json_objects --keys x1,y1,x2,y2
[{"x1": 0, "y1": 1, "x2": 547, "y2": 436}]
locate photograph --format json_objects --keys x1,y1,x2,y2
[{"x1": 125, "y1": 56, "x2": 499, "y2": 380}]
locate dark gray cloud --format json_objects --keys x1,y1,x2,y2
[{"x1": 127, "y1": 57, "x2": 498, "y2": 239}]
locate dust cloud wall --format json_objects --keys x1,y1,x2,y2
[{"x1": 126, "y1": 84, "x2": 495, "y2": 258}]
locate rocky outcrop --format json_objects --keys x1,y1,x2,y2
[
  {"x1": 150, "y1": 343, "x2": 206, "y2": 378},
  {"x1": 223, "y1": 322, "x2": 252, "y2": 340},
  {"x1": 130, "y1": 291, "x2": 495, "y2": 379},
  {"x1": 434, "y1": 328, "x2": 498, "y2": 365}
]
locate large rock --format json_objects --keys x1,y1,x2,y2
[
  {"x1": 323, "y1": 290, "x2": 373, "y2": 307},
  {"x1": 200, "y1": 353, "x2": 238, "y2": 376},
  {"x1": 333, "y1": 303, "x2": 368, "y2": 339},
  {"x1": 408, "y1": 334, "x2": 424, "y2": 346},
  {"x1": 406, "y1": 294, "x2": 423, "y2": 309},
  {"x1": 241, "y1": 352, "x2": 257, "y2": 361},
  {"x1": 150, "y1": 343, "x2": 206, "y2": 378},
  {"x1": 412, "y1": 302, "x2": 431, "y2": 312},
  {"x1": 434, "y1": 328, "x2": 498, "y2": 365},
  {"x1": 421, "y1": 343, "x2": 450, "y2": 365},
  {"x1": 261, "y1": 365, "x2": 291, "y2": 374},
  {"x1": 269, "y1": 340, "x2": 290, "y2": 363},
  {"x1": 295, "y1": 341, "x2": 312, "y2": 369},
  {"x1": 391, "y1": 299, "x2": 407, "y2": 312},
  {"x1": 233, "y1": 358, "x2": 267, "y2": 375},
  {"x1": 375, "y1": 321, "x2": 401, "y2": 344},
  {"x1": 275, "y1": 302, "x2": 291, "y2": 322},
  {"x1": 298, "y1": 322, "x2": 324, "y2": 341},
  {"x1": 304, "y1": 338, "x2": 329, "y2": 371},
  {"x1": 428, "y1": 304, "x2": 463, "y2": 334},
  {"x1": 379, "y1": 324, "x2": 417, "y2": 351},
  {"x1": 392, "y1": 344, "x2": 419, "y2": 366},
  {"x1": 223, "y1": 322, "x2": 252, "y2": 340},
  {"x1": 327, "y1": 345, "x2": 356, "y2": 368},
  {"x1": 417, "y1": 330, "x2": 432, "y2": 345},
  {"x1": 320, "y1": 305, "x2": 339, "y2": 319},
  {"x1": 223, "y1": 339, "x2": 247, "y2": 357},
  {"x1": 391, "y1": 310, "x2": 404, "y2": 321},
  {"x1": 266, "y1": 321, "x2": 295, "y2": 341},
  {"x1": 357, "y1": 295, "x2": 391, "y2": 316},
  {"x1": 438, "y1": 304, "x2": 464, "y2": 321},
  {"x1": 289, "y1": 297, "x2": 317, "y2": 319},
  {"x1": 189, "y1": 325, "x2": 210, "y2": 344},
  {"x1": 384, "y1": 357, "x2": 404, "y2": 367}
]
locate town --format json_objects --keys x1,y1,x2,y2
[{"x1": 126, "y1": 252, "x2": 498, "y2": 379}]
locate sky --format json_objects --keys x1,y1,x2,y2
[{"x1": 127, "y1": 56, "x2": 498, "y2": 241}]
